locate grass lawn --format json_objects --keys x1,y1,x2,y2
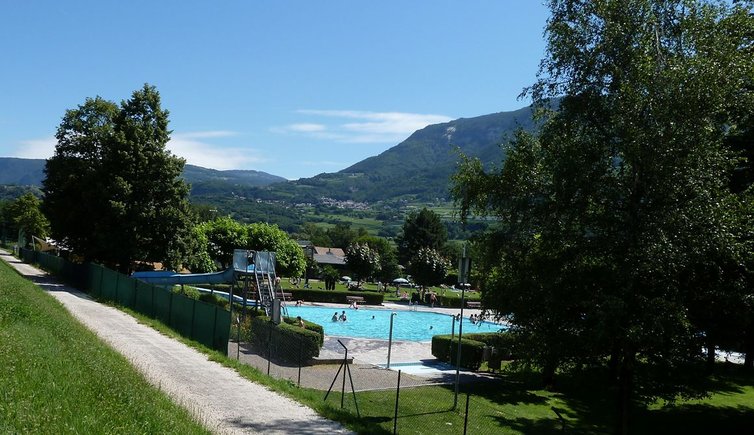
[
  {"x1": 123, "y1": 299, "x2": 754, "y2": 434},
  {"x1": 282, "y1": 279, "x2": 482, "y2": 305},
  {"x1": 8, "y1": 249, "x2": 752, "y2": 434},
  {"x1": 0, "y1": 260, "x2": 209, "y2": 434}
]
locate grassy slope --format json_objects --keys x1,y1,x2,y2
[
  {"x1": 4, "y1": 251, "x2": 751, "y2": 434},
  {"x1": 125, "y1": 289, "x2": 754, "y2": 435},
  {"x1": 0, "y1": 260, "x2": 209, "y2": 434}
]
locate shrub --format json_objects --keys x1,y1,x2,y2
[
  {"x1": 287, "y1": 289, "x2": 384, "y2": 305},
  {"x1": 248, "y1": 315, "x2": 323, "y2": 363},
  {"x1": 431, "y1": 335, "x2": 486, "y2": 371},
  {"x1": 171, "y1": 285, "x2": 200, "y2": 300},
  {"x1": 464, "y1": 332, "x2": 515, "y2": 360},
  {"x1": 198, "y1": 292, "x2": 230, "y2": 310},
  {"x1": 436, "y1": 293, "x2": 481, "y2": 308},
  {"x1": 282, "y1": 316, "x2": 324, "y2": 346}
]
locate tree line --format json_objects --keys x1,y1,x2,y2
[
  {"x1": 452, "y1": 1, "x2": 754, "y2": 433},
  {"x1": 21, "y1": 84, "x2": 458, "y2": 293}
]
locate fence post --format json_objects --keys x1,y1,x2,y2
[
  {"x1": 267, "y1": 324, "x2": 273, "y2": 376},
  {"x1": 98, "y1": 266, "x2": 104, "y2": 297},
  {"x1": 150, "y1": 285, "x2": 155, "y2": 318},
  {"x1": 168, "y1": 291, "x2": 174, "y2": 327},
  {"x1": 393, "y1": 370, "x2": 401, "y2": 435},
  {"x1": 114, "y1": 272, "x2": 120, "y2": 303},
  {"x1": 212, "y1": 305, "x2": 218, "y2": 351},
  {"x1": 454, "y1": 286, "x2": 466, "y2": 409},
  {"x1": 463, "y1": 392, "x2": 470, "y2": 435},
  {"x1": 190, "y1": 300, "x2": 196, "y2": 340},
  {"x1": 297, "y1": 336, "x2": 303, "y2": 388}
]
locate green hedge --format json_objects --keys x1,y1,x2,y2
[
  {"x1": 287, "y1": 289, "x2": 384, "y2": 305},
  {"x1": 248, "y1": 315, "x2": 323, "y2": 362},
  {"x1": 436, "y1": 293, "x2": 482, "y2": 308},
  {"x1": 282, "y1": 316, "x2": 324, "y2": 346},
  {"x1": 431, "y1": 335, "x2": 486, "y2": 371},
  {"x1": 464, "y1": 332, "x2": 515, "y2": 360}
]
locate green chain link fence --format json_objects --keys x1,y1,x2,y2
[{"x1": 18, "y1": 248, "x2": 230, "y2": 354}]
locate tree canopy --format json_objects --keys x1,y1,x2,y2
[
  {"x1": 191, "y1": 217, "x2": 306, "y2": 278},
  {"x1": 5, "y1": 193, "x2": 50, "y2": 244},
  {"x1": 246, "y1": 222, "x2": 306, "y2": 278},
  {"x1": 396, "y1": 207, "x2": 447, "y2": 265},
  {"x1": 43, "y1": 85, "x2": 192, "y2": 272},
  {"x1": 405, "y1": 247, "x2": 449, "y2": 291},
  {"x1": 452, "y1": 1, "x2": 754, "y2": 432},
  {"x1": 356, "y1": 234, "x2": 401, "y2": 287},
  {"x1": 345, "y1": 243, "x2": 381, "y2": 283}
]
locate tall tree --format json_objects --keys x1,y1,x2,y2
[
  {"x1": 345, "y1": 243, "x2": 381, "y2": 284},
  {"x1": 396, "y1": 208, "x2": 447, "y2": 265},
  {"x1": 453, "y1": 1, "x2": 754, "y2": 432},
  {"x1": 297, "y1": 222, "x2": 332, "y2": 247},
  {"x1": 7, "y1": 193, "x2": 50, "y2": 242},
  {"x1": 405, "y1": 247, "x2": 449, "y2": 294},
  {"x1": 246, "y1": 222, "x2": 306, "y2": 278},
  {"x1": 326, "y1": 222, "x2": 364, "y2": 249},
  {"x1": 196, "y1": 216, "x2": 248, "y2": 269},
  {"x1": 356, "y1": 235, "x2": 401, "y2": 290},
  {"x1": 43, "y1": 85, "x2": 192, "y2": 272}
]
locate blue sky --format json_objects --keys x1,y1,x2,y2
[{"x1": 0, "y1": 1, "x2": 549, "y2": 180}]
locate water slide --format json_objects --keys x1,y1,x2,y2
[
  {"x1": 131, "y1": 250, "x2": 278, "y2": 311},
  {"x1": 131, "y1": 266, "x2": 236, "y2": 286},
  {"x1": 132, "y1": 249, "x2": 270, "y2": 286}
]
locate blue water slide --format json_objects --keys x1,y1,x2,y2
[{"x1": 132, "y1": 266, "x2": 236, "y2": 286}]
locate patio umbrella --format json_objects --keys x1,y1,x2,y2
[
  {"x1": 392, "y1": 278, "x2": 409, "y2": 284},
  {"x1": 341, "y1": 276, "x2": 352, "y2": 281}
]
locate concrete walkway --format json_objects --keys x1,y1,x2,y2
[{"x1": 0, "y1": 250, "x2": 350, "y2": 435}]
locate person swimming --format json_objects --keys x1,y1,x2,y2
[
  {"x1": 339, "y1": 310, "x2": 347, "y2": 321},
  {"x1": 332, "y1": 312, "x2": 339, "y2": 322}
]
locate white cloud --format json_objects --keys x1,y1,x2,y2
[
  {"x1": 287, "y1": 123, "x2": 326, "y2": 133},
  {"x1": 167, "y1": 131, "x2": 265, "y2": 170},
  {"x1": 276, "y1": 110, "x2": 453, "y2": 144},
  {"x1": 10, "y1": 131, "x2": 261, "y2": 171},
  {"x1": 14, "y1": 137, "x2": 57, "y2": 159}
]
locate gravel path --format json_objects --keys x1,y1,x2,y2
[{"x1": 0, "y1": 250, "x2": 351, "y2": 435}]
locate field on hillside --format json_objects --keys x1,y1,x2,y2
[{"x1": 0, "y1": 259, "x2": 208, "y2": 434}]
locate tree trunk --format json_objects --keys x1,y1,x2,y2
[
  {"x1": 542, "y1": 359, "x2": 557, "y2": 389},
  {"x1": 745, "y1": 324, "x2": 754, "y2": 371},
  {"x1": 608, "y1": 346, "x2": 621, "y2": 381},
  {"x1": 706, "y1": 338, "x2": 717, "y2": 372},
  {"x1": 617, "y1": 348, "x2": 635, "y2": 435}
]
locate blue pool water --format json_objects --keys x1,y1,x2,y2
[{"x1": 284, "y1": 305, "x2": 503, "y2": 342}]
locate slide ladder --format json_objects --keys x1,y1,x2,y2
[{"x1": 250, "y1": 251, "x2": 287, "y2": 317}]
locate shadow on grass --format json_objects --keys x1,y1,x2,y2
[
  {"x1": 634, "y1": 403, "x2": 754, "y2": 434},
  {"x1": 396, "y1": 408, "x2": 456, "y2": 419},
  {"x1": 462, "y1": 363, "x2": 754, "y2": 434},
  {"x1": 493, "y1": 415, "x2": 566, "y2": 434}
]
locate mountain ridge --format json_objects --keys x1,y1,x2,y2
[
  {"x1": 0, "y1": 158, "x2": 287, "y2": 190},
  {"x1": 1, "y1": 103, "x2": 538, "y2": 205}
]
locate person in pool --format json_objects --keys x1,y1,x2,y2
[
  {"x1": 339, "y1": 310, "x2": 347, "y2": 321},
  {"x1": 332, "y1": 312, "x2": 339, "y2": 322}
]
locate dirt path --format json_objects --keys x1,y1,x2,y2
[{"x1": 0, "y1": 250, "x2": 351, "y2": 435}]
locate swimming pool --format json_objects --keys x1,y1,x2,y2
[{"x1": 284, "y1": 305, "x2": 503, "y2": 342}]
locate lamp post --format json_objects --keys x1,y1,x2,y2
[
  {"x1": 387, "y1": 312, "x2": 397, "y2": 368},
  {"x1": 454, "y1": 244, "x2": 471, "y2": 409}
]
